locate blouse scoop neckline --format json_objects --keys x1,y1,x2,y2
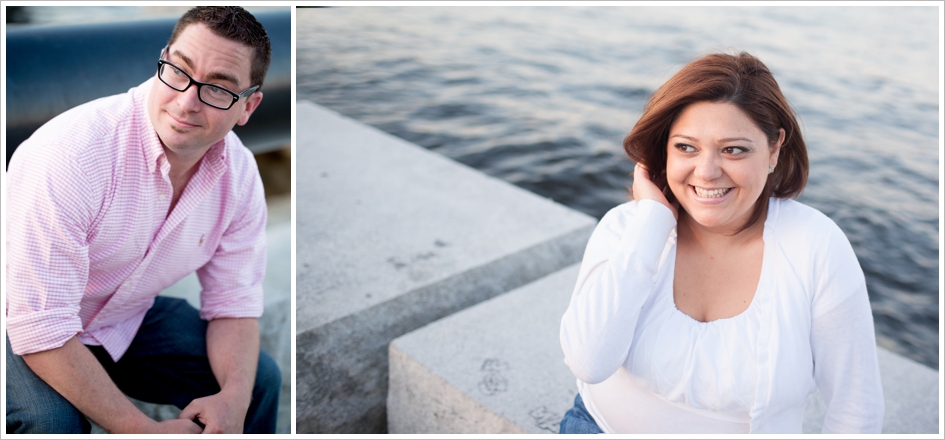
[{"x1": 667, "y1": 199, "x2": 776, "y2": 327}]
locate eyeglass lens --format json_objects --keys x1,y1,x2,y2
[{"x1": 159, "y1": 63, "x2": 235, "y2": 109}]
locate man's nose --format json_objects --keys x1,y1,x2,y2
[{"x1": 176, "y1": 84, "x2": 203, "y2": 113}]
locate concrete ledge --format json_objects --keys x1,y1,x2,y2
[
  {"x1": 388, "y1": 264, "x2": 940, "y2": 434},
  {"x1": 295, "y1": 101, "x2": 596, "y2": 433},
  {"x1": 388, "y1": 265, "x2": 581, "y2": 434}
]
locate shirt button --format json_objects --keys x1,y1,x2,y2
[{"x1": 158, "y1": 194, "x2": 166, "y2": 201}]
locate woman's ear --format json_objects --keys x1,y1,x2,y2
[{"x1": 770, "y1": 127, "x2": 785, "y2": 163}]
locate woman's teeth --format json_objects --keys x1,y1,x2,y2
[{"x1": 694, "y1": 186, "x2": 731, "y2": 198}]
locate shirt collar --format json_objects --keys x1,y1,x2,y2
[
  {"x1": 136, "y1": 78, "x2": 165, "y2": 174},
  {"x1": 136, "y1": 77, "x2": 229, "y2": 175}
]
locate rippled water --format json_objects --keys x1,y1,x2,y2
[{"x1": 299, "y1": 6, "x2": 940, "y2": 368}]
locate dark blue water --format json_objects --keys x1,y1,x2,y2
[{"x1": 298, "y1": 6, "x2": 940, "y2": 369}]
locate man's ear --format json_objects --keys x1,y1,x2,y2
[{"x1": 236, "y1": 91, "x2": 263, "y2": 126}]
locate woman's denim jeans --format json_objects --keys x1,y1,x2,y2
[
  {"x1": 6, "y1": 296, "x2": 281, "y2": 434},
  {"x1": 559, "y1": 393, "x2": 604, "y2": 434}
]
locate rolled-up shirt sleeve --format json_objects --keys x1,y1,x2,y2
[
  {"x1": 6, "y1": 144, "x2": 96, "y2": 355},
  {"x1": 196, "y1": 155, "x2": 267, "y2": 321}
]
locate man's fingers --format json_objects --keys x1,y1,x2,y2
[
  {"x1": 178, "y1": 402, "x2": 200, "y2": 423},
  {"x1": 201, "y1": 422, "x2": 224, "y2": 434},
  {"x1": 178, "y1": 419, "x2": 204, "y2": 434},
  {"x1": 177, "y1": 395, "x2": 244, "y2": 433},
  {"x1": 177, "y1": 405, "x2": 208, "y2": 431}
]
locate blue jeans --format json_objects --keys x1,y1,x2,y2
[
  {"x1": 559, "y1": 393, "x2": 603, "y2": 434},
  {"x1": 6, "y1": 296, "x2": 280, "y2": 434}
]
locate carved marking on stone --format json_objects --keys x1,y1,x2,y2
[
  {"x1": 388, "y1": 250, "x2": 438, "y2": 270},
  {"x1": 478, "y1": 358, "x2": 509, "y2": 396},
  {"x1": 387, "y1": 256, "x2": 407, "y2": 269},
  {"x1": 416, "y1": 251, "x2": 436, "y2": 260},
  {"x1": 529, "y1": 406, "x2": 560, "y2": 433}
]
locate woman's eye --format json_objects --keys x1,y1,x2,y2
[
  {"x1": 723, "y1": 147, "x2": 748, "y2": 155},
  {"x1": 675, "y1": 143, "x2": 696, "y2": 153}
]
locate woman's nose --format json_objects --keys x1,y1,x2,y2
[{"x1": 693, "y1": 153, "x2": 722, "y2": 181}]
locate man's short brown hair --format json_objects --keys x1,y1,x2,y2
[{"x1": 168, "y1": 6, "x2": 272, "y2": 90}]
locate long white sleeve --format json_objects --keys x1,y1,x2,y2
[
  {"x1": 809, "y1": 223, "x2": 884, "y2": 433},
  {"x1": 559, "y1": 199, "x2": 676, "y2": 384}
]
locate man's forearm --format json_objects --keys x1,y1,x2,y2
[
  {"x1": 147, "y1": 317, "x2": 260, "y2": 434},
  {"x1": 206, "y1": 318, "x2": 260, "y2": 422},
  {"x1": 21, "y1": 336, "x2": 153, "y2": 433}
]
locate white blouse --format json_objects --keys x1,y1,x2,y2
[{"x1": 559, "y1": 198, "x2": 884, "y2": 433}]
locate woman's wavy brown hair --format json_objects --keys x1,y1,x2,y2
[{"x1": 624, "y1": 52, "x2": 808, "y2": 232}]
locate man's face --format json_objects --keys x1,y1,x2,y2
[{"x1": 148, "y1": 23, "x2": 262, "y2": 157}]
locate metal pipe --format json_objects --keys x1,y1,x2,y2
[{"x1": 5, "y1": 9, "x2": 290, "y2": 167}]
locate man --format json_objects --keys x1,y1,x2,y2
[{"x1": 6, "y1": 7, "x2": 280, "y2": 434}]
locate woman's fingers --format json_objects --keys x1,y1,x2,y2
[
  {"x1": 632, "y1": 162, "x2": 660, "y2": 200},
  {"x1": 632, "y1": 162, "x2": 677, "y2": 220}
]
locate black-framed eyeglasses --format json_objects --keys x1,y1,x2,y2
[{"x1": 157, "y1": 47, "x2": 259, "y2": 110}]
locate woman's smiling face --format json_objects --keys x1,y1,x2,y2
[{"x1": 666, "y1": 101, "x2": 783, "y2": 234}]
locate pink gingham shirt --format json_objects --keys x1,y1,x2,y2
[{"x1": 6, "y1": 78, "x2": 267, "y2": 361}]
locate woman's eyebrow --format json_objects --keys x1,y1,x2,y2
[
  {"x1": 670, "y1": 134, "x2": 699, "y2": 142},
  {"x1": 670, "y1": 134, "x2": 754, "y2": 143}
]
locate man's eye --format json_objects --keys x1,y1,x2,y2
[{"x1": 206, "y1": 86, "x2": 231, "y2": 97}]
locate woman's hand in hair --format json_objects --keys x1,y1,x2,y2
[{"x1": 632, "y1": 162, "x2": 678, "y2": 220}]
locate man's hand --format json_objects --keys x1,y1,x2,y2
[
  {"x1": 178, "y1": 390, "x2": 249, "y2": 434},
  {"x1": 196, "y1": 317, "x2": 260, "y2": 434},
  {"x1": 20, "y1": 336, "x2": 203, "y2": 434}
]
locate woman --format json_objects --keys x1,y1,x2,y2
[{"x1": 558, "y1": 52, "x2": 884, "y2": 434}]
